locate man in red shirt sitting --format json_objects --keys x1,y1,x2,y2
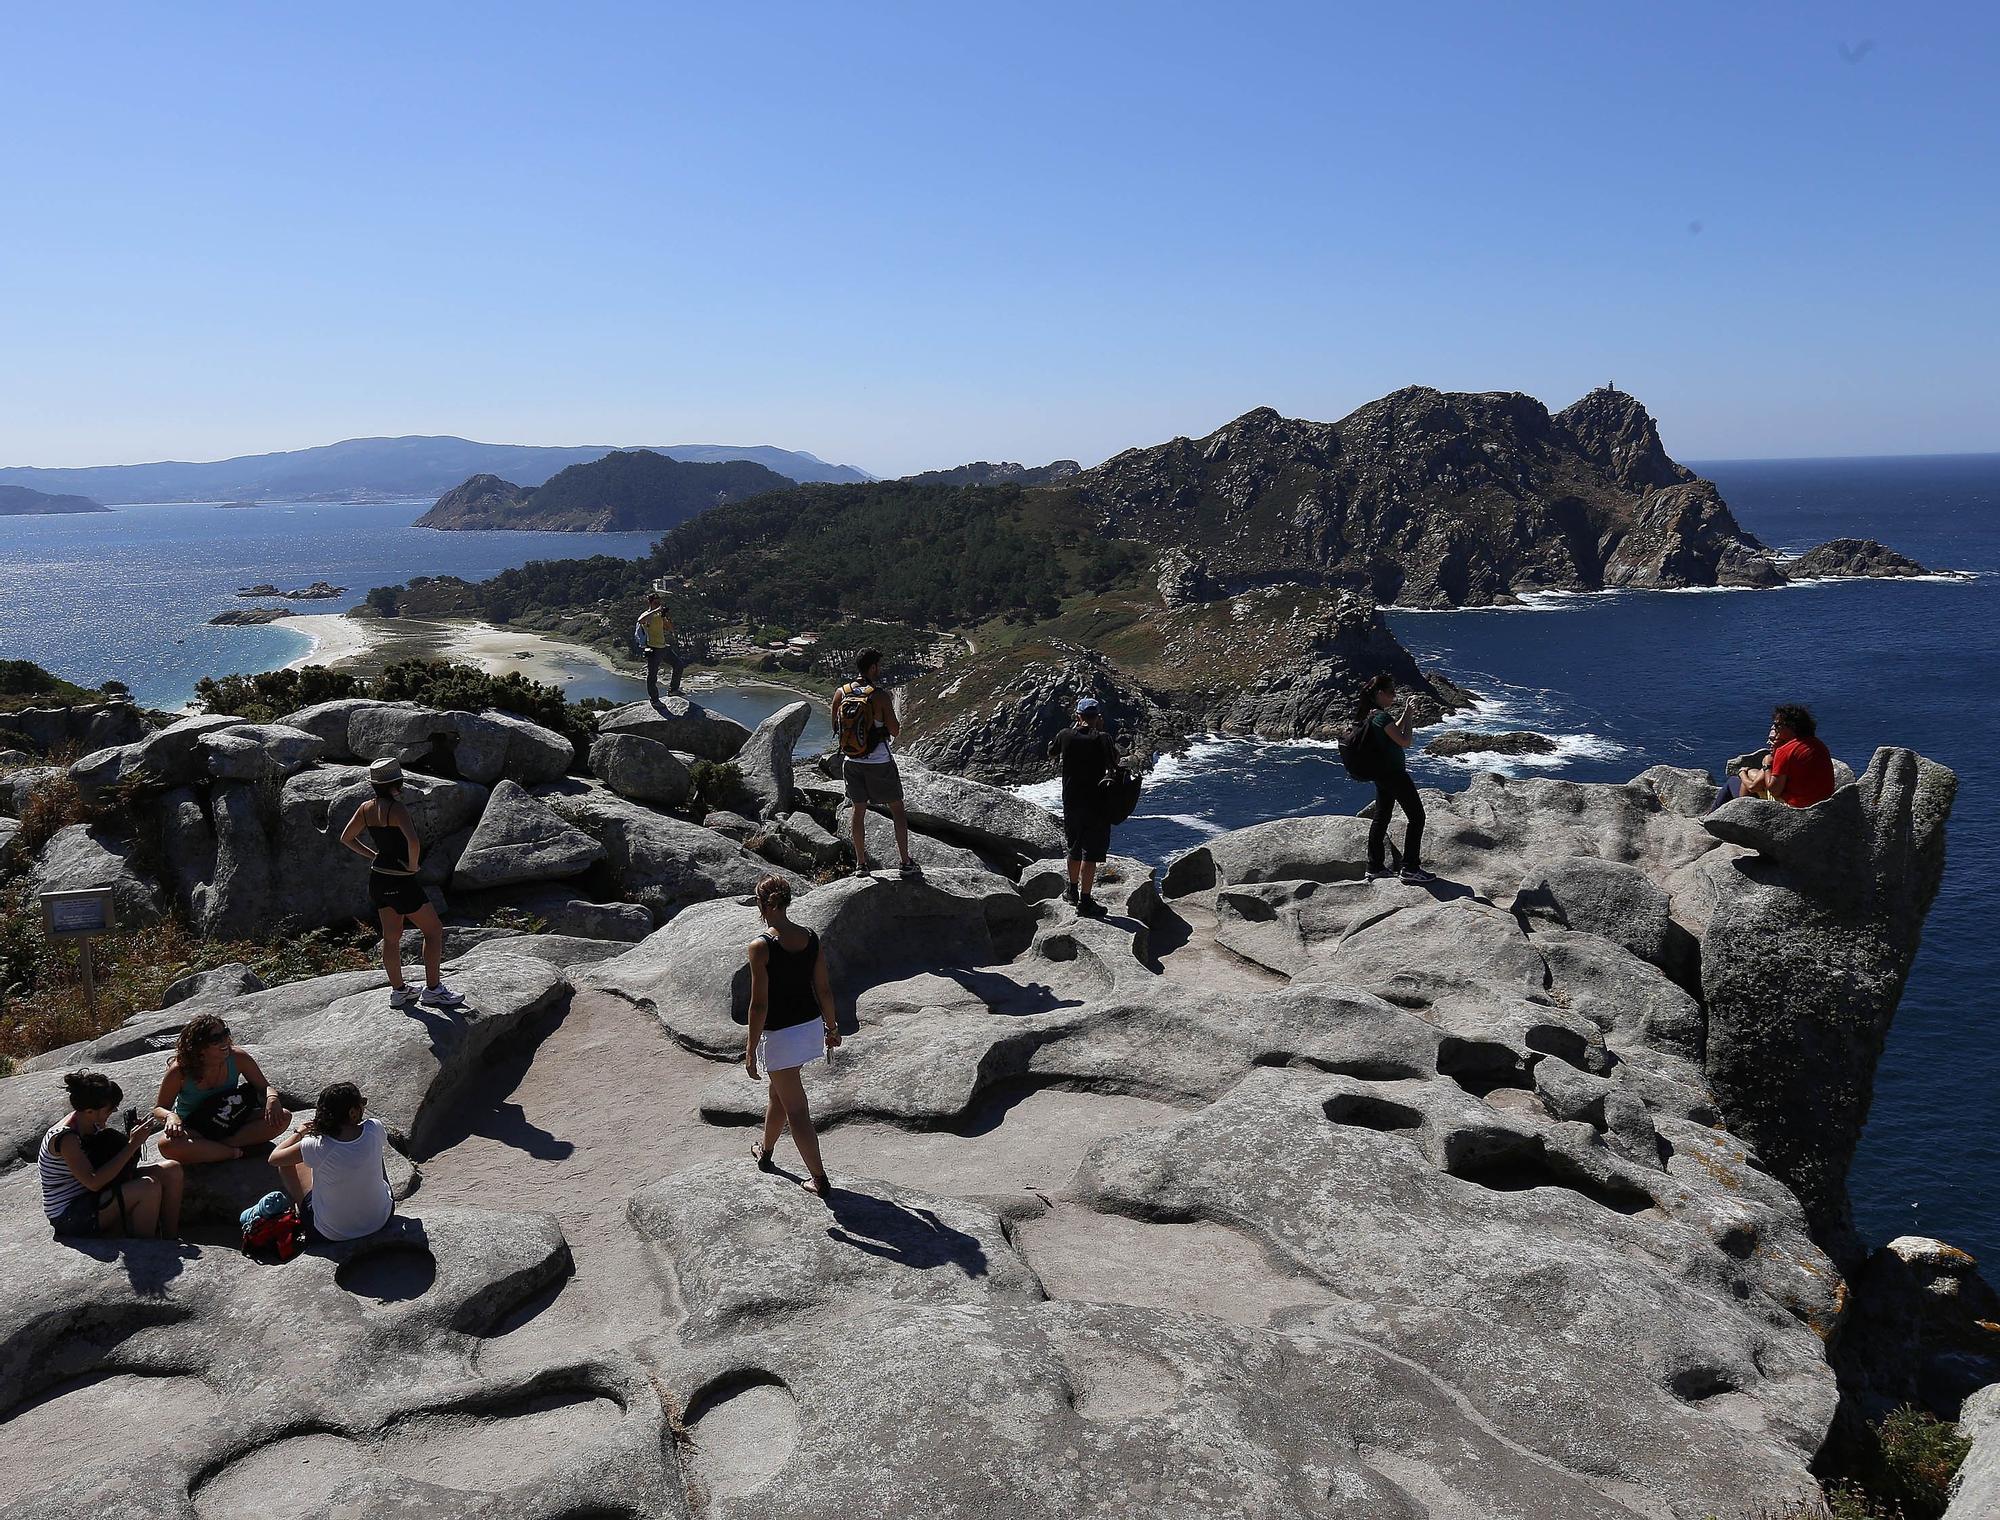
[{"x1": 1716, "y1": 704, "x2": 1838, "y2": 809}]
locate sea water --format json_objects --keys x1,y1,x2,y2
[{"x1": 0, "y1": 499, "x2": 659, "y2": 708}]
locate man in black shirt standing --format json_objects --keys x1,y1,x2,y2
[{"x1": 1051, "y1": 697, "x2": 1119, "y2": 915}]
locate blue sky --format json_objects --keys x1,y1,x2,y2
[{"x1": 2, "y1": 2, "x2": 1994, "y2": 476}]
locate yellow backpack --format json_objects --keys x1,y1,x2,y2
[{"x1": 833, "y1": 683, "x2": 879, "y2": 758}]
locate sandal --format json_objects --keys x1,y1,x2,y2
[
  {"x1": 751, "y1": 1143, "x2": 775, "y2": 1172},
  {"x1": 805, "y1": 1172, "x2": 832, "y2": 1196}
]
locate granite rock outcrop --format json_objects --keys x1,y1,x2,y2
[{"x1": 0, "y1": 738, "x2": 1982, "y2": 1520}]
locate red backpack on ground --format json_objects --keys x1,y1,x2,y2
[{"x1": 240, "y1": 1191, "x2": 304, "y2": 1263}]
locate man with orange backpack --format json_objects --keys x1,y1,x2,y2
[{"x1": 831, "y1": 648, "x2": 919, "y2": 878}]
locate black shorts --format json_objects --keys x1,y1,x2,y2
[
  {"x1": 1064, "y1": 811, "x2": 1112, "y2": 865},
  {"x1": 369, "y1": 870, "x2": 428, "y2": 916},
  {"x1": 50, "y1": 1193, "x2": 106, "y2": 1237}
]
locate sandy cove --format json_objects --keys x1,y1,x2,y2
[{"x1": 281, "y1": 611, "x2": 823, "y2": 709}]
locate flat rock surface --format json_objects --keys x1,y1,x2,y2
[{"x1": 0, "y1": 751, "x2": 1967, "y2": 1519}]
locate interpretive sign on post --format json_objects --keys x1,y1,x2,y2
[
  {"x1": 39, "y1": 887, "x2": 118, "y2": 1019},
  {"x1": 41, "y1": 887, "x2": 117, "y2": 938}
]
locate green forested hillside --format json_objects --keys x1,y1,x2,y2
[{"x1": 465, "y1": 480, "x2": 1144, "y2": 630}]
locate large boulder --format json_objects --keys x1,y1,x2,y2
[
  {"x1": 588, "y1": 732, "x2": 692, "y2": 807},
  {"x1": 595, "y1": 696, "x2": 750, "y2": 762},
  {"x1": 1162, "y1": 813, "x2": 1374, "y2": 896},
  {"x1": 577, "y1": 869, "x2": 1037, "y2": 1054},
  {"x1": 736, "y1": 700, "x2": 811, "y2": 819},
  {"x1": 1699, "y1": 747, "x2": 1956, "y2": 1253},
  {"x1": 450, "y1": 779, "x2": 606, "y2": 891},
  {"x1": 345, "y1": 703, "x2": 511, "y2": 784},
  {"x1": 175, "y1": 766, "x2": 488, "y2": 935},
  {"x1": 197, "y1": 723, "x2": 326, "y2": 781},
  {"x1": 480, "y1": 708, "x2": 575, "y2": 784},
  {"x1": 28, "y1": 824, "x2": 164, "y2": 927},
  {"x1": 68, "y1": 713, "x2": 245, "y2": 796},
  {"x1": 1512, "y1": 855, "x2": 1697, "y2": 988},
  {"x1": 0, "y1": 699, "x2": 145, "y2": 757},
  {"x1": 836, "y1": 803, "x2": 996, "y2": 875},
  {"x1": 161, "y1": 963, "x2": 268, "y2": 1007},
  {"x1": 276, "y1": 696, "x2": 375, "y2": 759},
  {"x1": 893, "y1": 756, "x2": 1066, "y2": 861},
  {"x1": 540, "y1": 782, "x2": 795, "y2": 922},
  {"x1": 1834, "y1": 1236, "x2": 2000, "y2": 1422}
]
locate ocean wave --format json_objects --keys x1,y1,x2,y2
[
  {"x1": 1417, "y1": 730, "x2": 1630, "y2": 777},
  {"x1": 1388, "y1": 571, "x2": 1980, "y2": 617},
  {"x1": 1134, "y1": 812, "x2": 1226, "y2": 836}
]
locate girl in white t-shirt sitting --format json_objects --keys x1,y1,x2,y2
[{"x1": 268, "y1": 1081, "x2": 393, "y2": 1242}]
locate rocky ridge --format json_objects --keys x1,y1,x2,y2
[
  {"x1": 0, "y1": 720, "x2": 1990, "y2": 1517},
  {"x1": 903, "y1": 588, "x2": 1471, "y2": 784},
  {"x1": 1058, "y1": 386, "x2": 1929, "y2": 608}
]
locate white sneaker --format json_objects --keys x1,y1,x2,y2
[
  {"x1": 420, "y1": 983, "x2": 466, "y2": 1009},
  {"x1": 390, "y1": 986, "x2": 419, "y2": 1009}
]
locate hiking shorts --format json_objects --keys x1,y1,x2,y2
[
  {"x1": 844, "y1": 758, "x2": 903, "y2": 807},
  {"x1": 369, "y1": 870, "x2": 429, "y2": 916},
  {"x1": 1064, "y1": 811, "x2": 1112, "y2": 865}
]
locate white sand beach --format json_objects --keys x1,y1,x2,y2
[{"x1": 282, "y1": 612, "x2": 640, "y2": 687}]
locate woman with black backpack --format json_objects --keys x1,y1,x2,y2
[{"x1": 1353, "y1": 674, "x2": 1436, "y2": 884}]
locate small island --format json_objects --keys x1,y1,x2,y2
[
  {"x1": 214, "y1": 499, "x2": 262, "y2": 510},
  {"x1": 208, "y1": 608, "x2": 293, "y2": 625},
  {"x1": 1425, "y1": 730, "x2": 1559, "y2": 759},
  {"x1": 234, "y1": 581, "x2": 347, "y2": 600},
  {"x1": 0, "y1": 482, "x2": 108, "y2": 516}
]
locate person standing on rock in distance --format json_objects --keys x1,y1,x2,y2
[
  {"x1": 267, "y1": 1081, "x2": 394, "y2": 1242},
  {"x1": 1358, "y1": 674, "x2": 1435, "y2": 884},
  {"x1": 1051, "y1": 696, "x2": 1119, "y2": 915},
  {"x1": 633, "y1": 590, "x2": 681, "y2": 701},
  {"x1": 41, "y1": 1070, "x2": 183, "y2": 1239},
  {"x1": 339, "y1": 758, "x2": 464, "y2": 1010},
  {"x1": 153, "y1": 1014, "x2": 293, "y2": 1168},
  {"x1": 833, "y1": 648, "x2": 919, "y2": 878},
  {"x1": 1712, "y1": 704, "x2": 1838, "y2": 811},
  {"x1": 744, "y1": 876, "x2": 841, "y2": 1196}
]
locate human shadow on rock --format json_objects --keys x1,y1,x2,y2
[
  {"x1": 823, "y1": 1188, "x2": 991, "y2": 1280},
  {"x1": 944, "y1": 968, "x2": 1079, "y2": 1017},
  {"x1": 56, "y1": 1235, "x2": 197, "y2": 1297},
  {"x1": 409, "y1": 1001, "x2": 573, "y2": 1164}
]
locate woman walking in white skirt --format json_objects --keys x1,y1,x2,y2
[{"x1": 744, "y1": 875, "x2": 842, "y2": 1194}]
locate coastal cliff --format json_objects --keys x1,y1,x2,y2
[
  {"x1": 0, "y1": 697, "x2": 1987, "y2": 1518},
  {"x1": 1060, "y1": 386, "x2": 1923, "y2": 607}
]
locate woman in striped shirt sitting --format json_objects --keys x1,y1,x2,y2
[{"x1": 39, "y1": 1070, "x2": 184, "y2": 1239}]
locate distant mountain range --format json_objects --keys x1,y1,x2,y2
[
  {"x1": 416, "y1": 450, "x2": 793, "y2": 532},
  {"x1": 0, "y1": 435, "x2": 872, "y2": 504},
  {"x1": 0, "y1": 482, "x2": 107, "y2": 516}
]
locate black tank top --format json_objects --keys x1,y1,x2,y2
[
  {"x1": 761, "y1": 928, "x2": 821, "y2": 1031},
  {"x1": 368, "y1": 804, "x2": 412, "y2": 873}
]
